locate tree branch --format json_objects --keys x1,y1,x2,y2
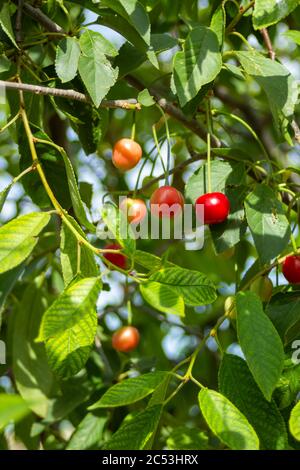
[
  {"x1": 126, "y1": 75, "x2": 221, "y2": 147},
  {"x1": 260, "y1": 28, "x2": 276, "y2": 60},
  {"x1": 22, "y1": 2, "x2": 65, "y2": 34},
  {"x1": 0, "y1": 80, "x2": 141, "y2": 110}
]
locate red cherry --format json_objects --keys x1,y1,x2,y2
[
  {"x1": 120, "y1": 198, "x2": 147, "y2": 224},
  {"x1": 282, "y1": 255, "x2": 300, "y2": 284},
  {"x1": 112, "y1": 138, "x2": 142, "y2": 171},
  {"x1": 112, "y1": 326, "x2": 140, "y2": 353},
  {"x1": 195, "y1": 192, "x2": 230, "y2": 225},
  {"x1": 150, "y1": 186, "x2": 184, "y2": 218},
  {"x1": 103, "y1": 243, "x2": 127, "y2": 270}
]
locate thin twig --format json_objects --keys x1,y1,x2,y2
[
  {"x1": 0, "y1": 80, "x2": 141, "y2": 110},
  {"x1": 260, "y1": 28, "x2": 276, "y2": 60},
  {"x1": 22, "y1": 2, "x2": 65, "y2": 34},
  {"x1": 15, "y1": 0, "x2": 24, "y2": 44}
]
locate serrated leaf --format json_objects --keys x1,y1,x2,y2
[
  {"x1": 244, "y1": 184, "x2": 290, "y2": 264},
  {"x1": 167, "y1": 427, "x2": 209, "y2": 450},
  {"x1": 0, "y1": 395, "x2": 30, "y2": 431},
  {"x1": 60, "y1": 216, "x2": 98, "y2": 286},
  {"x1": 173, "y1": 26, "x2": 222, "y2": 106},
  {"x1": 140, "y1": 281, "x2": 185, "y2": 317},
  {"x1": 253, "y1": 0, "x2": 299, "y2": 29},
  {"x1": 0, "y1": 264, "x2": 24, "y2": 316},
  {"x1": 0, "y1": 3, "x2": 18, "y2": 49},
  {"x1": 38, "y1": 277, "x2": 101, "y2": 377},
  {"x1": 289, "y1": 401, "x2": 300, "y2": 441},
  {"x1": 236, "y1": 292, "x2": 284, "y2": 401},
  {"x1": 100, "y1": 203, "x2": 136, "y2": 256},
  {"x1": 67, "y1": 413, "x2": 107, "y2": 450},
  {"x1": 138, "y1": 89, "x2": 155, "y2": 107},
  {"x1": 149, "y1": 267, "x2": 217, "y2": 306},
  {"x1": 79, "y1": 29, "x2": 118, "y2": 58},
  {"x1": 55, "y1": 37, "x2": 80, "y2": 83},
  {"x1": 219, "y1": 354, "x2": 288, "y2": 449},
  {"x1": 103, "y1": 405, "x2": 162, "y2": 450},
  {"x1": 78, "y1": 54, "x2": 118, "y2": 107},
  {"x1": 198, "y1": 388, "x2": 259, "y2": 450},
  {"x1": 0, "y1": 182, "x2": 12, "y2": 213},
  {"x1": 0, "y1": 212, "x2": 50, "y2": 274},
  {"x1": 134, "y1": 250, "x2": 174, "y2": 271},
  {"x1": 89, "y1": 371, "x2": 168, "y2": 409}
]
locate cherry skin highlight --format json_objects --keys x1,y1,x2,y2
[
  {"x1": 103, "y1": 243, "x2": 127, "y2": 270},
  {"x1": 120, "y1": 198, "x2": 147, "y2": 224},
  {"x1": 196, "y1": 192, "x2": 230, "y2": 225},
  {"x1": 282, "y1": 255, "x2": 300, "y2": 284},
  {"x1": 150, "y1": 185, "x2": 184, "y2": 218},
  {"x1": 112, "y1": 326, "x2": 140, "y2": 352},
  {"x1": 112, "y1": 138, "x2": 142, "y2": 171}
]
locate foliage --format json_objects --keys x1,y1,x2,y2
[{"x1": 0, "y1": 0, "x2": 299, "y2": 451}]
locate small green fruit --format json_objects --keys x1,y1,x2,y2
[
  {"x1": 224, "y1": 296, "x2": 236, "y2": 319},
  {"x1": 250, "y1": 276, "x2": 273, "y2": 302}
]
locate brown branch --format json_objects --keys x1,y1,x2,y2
[
  {"x1": 260, "y1": 28, "x2": 276, "y2": 60},
  {"x1": 15, "y1": 0, "x2": 24, "y2": 44},
  {"x1": 0, "y1": 80, "x2": 141, "y2": 110},
  {"x1": 22, "y1": 2, "x2": 65, "y2": 34},
  {"x1": 126, "y1": 75, "x2": 221, "y2": 147}
]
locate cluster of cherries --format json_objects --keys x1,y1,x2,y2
[{"x1": 106, "y1": 138, "x2": 300, "y2": 352}]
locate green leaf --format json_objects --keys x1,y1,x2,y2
[
  {"x1": 0, "y1": 395, "x2": 30, "y2": 431},
  {"x1": 140, "y1": 281, "x2": 185, "y2": 317},
  {"x1": 100, "y1": 203, "x2": 136, "y2": 256},
  {"x1": 89, "y1": 371, "x2": 168, "y2": 409},
  {"x1": 13, "y1": 281, "x2": 57, "y2": 418},
  {"x1": 198, "y1": 388, "x2": 259, "y2": 450},
  {"x1": 236, "y1": 291, "x2": 284, "y2": 401},
  {"x1": 138, "y1": 89, "x2": 155, "y2": 107},
  {"x1": 172, "y1": 26, "x2": 222, "y2": 106},
  {"x1": 103, "y1": 405, "x2": 162, "y2": 450},
  {"x1": 167, "y1": 427, "x2": 209, "y2": 450},
  {"x1": 149, "y1": 267, "x2": 217, "y2": 306},
  {"x1": 55, "y1": 37, "x2": 80, "y2": 83},
  {"x1": 0, "y1": 54, "x2": 10, "y2": 73},
  {"x1": 0, "y1": 212, "x2": 50, "y2": 274},
  {"x1": 266, "y1": 295, "x2": 300, "y2": 345},
  {"x1": 219, "y1": 354, "x2": 288, "y2": 449},
  {"x1": 78, "y1": 54, "x2": 118, "y2": 108},
  {"x1": 253, "y1": 0, "x2": 299, "y2": 29},
  {"x1": 0, "y1": 182, "x2": 12, "y2": 213},
  {"x1": 60, "y1": 216, "x2": 98, "y2": 286},
  {"x1": 289, "y1": 401, "x2": 300, "y2": 441},
  {"x1": 134, "y1": 250, "x2": 173, "y2": 272},
  {"x1": 244, "y1": 184, "x2": 290, "y2": 264},
  {"x1": 67, "y1": 413, "x2": 107, "y2": 450},
  {"x1": 185, "y1": 160, "x2": 246, "y2": 203},
  {"x1": 210, "y1": 4, "x2": 225, "y2": 47},
  {"x1": 283, "y1": 30, "x2": 300, "y2": 46},
  {"x1": 79, "y1": 29, "x2": 118, "y2": 58},
  {"x1": 0, "y1": 3, "x2": 18, "y2": 49},
  {"x1": 236, "y1": 51, "x2": 298, "y2": 136},
  {"x1": 38, "y1": 277, "x2": 101, "y2": 377},
  {"x1": 0, "y1": 264, "x2": 24, "y2": 315},
  {"x1": 274, "y1": 362, "x2": 300, "y2": 410}
]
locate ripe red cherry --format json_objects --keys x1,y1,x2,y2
[
  {"x1": 282, "y1": 255, "x2": 300, "y2": 284},
  {"x1": 112, "y1": 138, "x2": 142, "y2": 171},
  {"x1": 150, "y1": 186, "x2": 184, "y2": 218},
  {"x1": 120, "y1": 198, "x2": 147, "y2": 224},
  {"x1": 112, "y1": 326, "x2": 140, "y2": 353},
  {"x1": 196, "y1": 192, "x2": 230, "y2": 225},
  {"x1": 103, "y1": 243, "x2": 127, "y2": 270}
]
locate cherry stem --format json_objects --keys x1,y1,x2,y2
[
  {"x1": 207, "y1": 132, "x2": 212, "y2": 194},
  {"x1": 127, "y1": 300, "x2": 133, "y2": 326},
  {"x1": 131, "y1": 112, "x2": 136, "y2": 140},
  {"x1": 290, "y1": 233, "x2": 298, "y2": 253}
]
